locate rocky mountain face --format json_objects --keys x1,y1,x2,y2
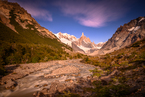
[
  {"x1": 0, "y1": 0, "x2": 56, "y2": 39},
  {"x1": 92, "y1": 16, "x2": 145, "y2": 55},
  {"x1": 56, "y1": 32, "x2": 105, "y2": 54}
]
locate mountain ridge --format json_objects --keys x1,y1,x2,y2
[{"x1": 91, "y1": 16, "x2": 145, "y2": 56}]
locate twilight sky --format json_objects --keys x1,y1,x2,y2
[{"x1": 9, "y1": 0, "x2": 145, "y2": 44}]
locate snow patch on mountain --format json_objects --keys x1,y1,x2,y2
[
  {"x1": 128, "y1": 26, "x2": 140, "y2": 32},
  {"x1": 77, "y1": 45, "x2": 91, "y2": 52},
  {"x1": 139, "y1": 17, "x2": 145, "y2": 22},
  {"x1": 134, "y1": 26, "x2": 140, "y2": 31},
  {"x1": 60, "y1": 38, "x2": 72, "y2": 46},
  {"x1": 55, "y1": 32, "x2": 78, "y2": 46}
]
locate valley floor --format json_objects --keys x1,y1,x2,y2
[{"x1": 0, "y1": 58, "x2": 145, "y2": 97}]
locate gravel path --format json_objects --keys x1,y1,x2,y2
[{"x1": 0, "y1": 59, "x2": 96, "y2": 97}]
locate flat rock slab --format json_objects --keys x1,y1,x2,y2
[{"x1": 47, "y1": 66, "x2": 80, "y2": 76}]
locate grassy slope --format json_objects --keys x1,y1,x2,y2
[
  {"x1": 8, "y1": 9, "x2": 68, "y2": 48},
  {"x1": 81, "y1": 38, "x2": 145, "y2": 97}
]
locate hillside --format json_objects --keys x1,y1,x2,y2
[{"x1": 81, "y1": 38, "x2": 145, "y2": 96}]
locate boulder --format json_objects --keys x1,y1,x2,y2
[
  {"x1": 57, "y1": 82, "x2": 66, "y2": 92},
  {"x1": 5, "y1": 80, "x2": 17, "y2": 89},
  {"x1": 33, "y1": 91, "x2": 45, "y2": 97},
  {"x1": 48, "y1": 80, "x2": 59, "y2": 94}
]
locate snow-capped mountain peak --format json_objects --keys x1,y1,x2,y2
[{"x1": 55, "y1": 32, "x2": 105, "y2": 54}]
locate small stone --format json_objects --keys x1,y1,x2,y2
[
  {"x1": 41, "y1": 88, "x2": 49, "y2": 95},
  {"x1": 87, "y1": 76, "x2": 91, "y2": 80},
  {"x1": 43, "y1": 84, "x2": 48, "y2": 87},
  {"x1": 60, "y1": 74, "x2": 63, "y2": 77},
  {"x1": 70, "y1": 80, "x2": 73, "y2": 83},
  {"x1": 90, "y1": 78, "x2": 98, "y2": 83},
  {"x1": 33, "y1": 91, "x2": 38, "y2": 96},
  {"x1": 101, "y1": 78, "x2": 112, "y2": 85},
  {"x1": 57, "y1": 83, "x2": 66, "y2": 92},
  {"x1": 65, "y1": 79, "x2": 72, "y2": 82},
  {"x1": 77, "y1": 73, "x2": 81, "y2": 76},
  {"x1": 34, "y1": 85, "x2": 39, "y2": 87},
  {"x1": 55, "y1": 75, "x2": 59, "y2": 78},
  {"x1": 71, "y1": 74, "x2": 76, "y2": 76}
]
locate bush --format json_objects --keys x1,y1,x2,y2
[
  {"x1": 0, "y1": 64, "x2": 6, "y2": 76},
  {"x1": 92, "y1": 81, "x2": 129, "y2": 97},
  {"x1": 90, "y1": 68, "x2": 103, "y2": 77},
  {"x1": 120, "y1": 61, "x2": 129, "y2": 67},
  {"x1": 104, "y1": 54, "x2": 110, "y2": 59},
  {"x1": 131, "y1": 41, "x2": 140, "y2": 47},
  {"x1": 140, "y1": 52, "x2": 145, "y2": 59},
  {"x1": 32, "y1": 56, "x2": 40, "y2": 63}
]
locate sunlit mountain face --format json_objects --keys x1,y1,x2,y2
[{"x1": 55, "y1": 32, "x2": 106, "y2": 54}]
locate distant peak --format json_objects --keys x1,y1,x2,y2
[{"x1": 82, "y1": 32, "x2": 84, "y2": 36}]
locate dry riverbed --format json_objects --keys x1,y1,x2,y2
[{"x1": 0, "y1": 59, "x2": 97, "y2": 97}]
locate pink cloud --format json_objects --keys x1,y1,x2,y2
[
  {"x1": 23, "y1": 6, "x2": 53, "y2": 21},
  {"x1": 9, "y1": 0, "x2": 53, "y2": 21},
  {"x1": 55, "y1": 0, "x2": 129, "y2": 27}
]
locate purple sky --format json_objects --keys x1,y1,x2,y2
[{"x1": 9, "y1": 0, "x2": 145, "y2": 44}]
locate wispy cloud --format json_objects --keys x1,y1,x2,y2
[
  {"x1": 9, "y1": 0, "x2": 53, "y2": 21},
  {"x1": 54, "y1": 0, "x2": 130, "y2": 27}
]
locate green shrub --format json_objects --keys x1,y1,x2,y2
[
  {"x1": 117, "y1": 53, "x2": 124, "y2": 59},
  {"x1": 32, "y1": 56, "x2": 40, "y2": 63},
  {"x1": 92, "y1": 81, "x2": 129, "y2": 97},
  {"x1": 140, "y1": 52, "x2": 145, "y2": 59},
  {"x1": 90, "y1": 68, "x2": 103, "y2": 77},
  {"x1": 0, "y1": 64, "x2": 6, "y2": 76},
  {"x1": 104, "y1": 54, "x2": 110, "y2": 59},
  {"x1": 127, "y1": 51, "x2": 137, "y2": 59},
  {"x1": 120, "y1": 61, "x2": 129, "y2": 67},
  {"x1": 131, "y1": 41, "x2": 140, "y2": 47}
]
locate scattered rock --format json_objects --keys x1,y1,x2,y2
[
  {"x1": 48, "y1": 80, "x2": 59, "y2": 94},
  {"x1": 42, "y1": 84, "x2": 48, "y2": 87},
  {"x1": 57, "y1": 82, "x2": 66, "y2": 92},
  {"x1": 34, "y1": 85, "x2": 39, "y2": 88},
  {"x1": 87, "y1": 76, "x2": 92, "y2": 80},
  {"x1": 5, "y1": 80, "x2": 17, "y2": 89},
  {"x1": 129, "y1": 86, "x2": 141, "y2": 94},
  {"x1": 65, "y1": 79, "x2": 72, "y2": 82},
  {"x1": 41, "y1": 88, "x2": 49, "y2": 95},
  {"x1": 33, "y1": 91, "x2": 45, "y2": 97}
]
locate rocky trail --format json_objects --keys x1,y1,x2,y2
[{"x1": 0, "y1": 59, "x2": 98, "y2": 97}]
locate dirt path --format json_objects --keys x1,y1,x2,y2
[{"x1": 0, "y1": 59, "x2": 97, "y2": 97}]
